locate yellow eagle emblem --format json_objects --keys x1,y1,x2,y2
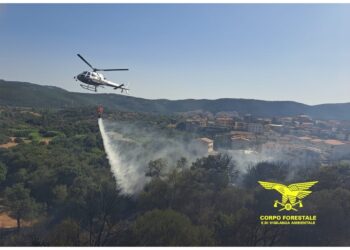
[{"x1": 258, "y1": 181, "x2": 318, "y2": 211}]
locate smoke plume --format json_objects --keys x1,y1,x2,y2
[
  {"x1": 99, "y1": 117, "x2": 324, "y2": 194},
  {"x1": 98, "y1": 118, "x2": 206, "y2": 195}
]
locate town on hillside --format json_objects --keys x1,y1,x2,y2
[{"x1": 179, "y1": 111, "x2": 350, "y2": 165}]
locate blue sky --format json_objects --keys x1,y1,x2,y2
[{"x1": 0, "y1": 4, "x2": 350, "y2": 104}]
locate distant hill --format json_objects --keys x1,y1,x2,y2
[{"x1": 1, "y1": 79, "x2": 350, "y2": 120}]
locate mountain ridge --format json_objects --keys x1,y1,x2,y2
[{"x1": 1, "y1": 79, "x2": 350, "y2": 120}]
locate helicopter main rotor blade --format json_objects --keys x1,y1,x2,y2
[
  {"x1": 77, "y1": 54, "x2": 95, "y2": 70},
  {"x1": 97, "y1": 68, "x2": 129, "y2": 71}
]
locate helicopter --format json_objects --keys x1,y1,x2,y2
[{"x1": 74, "y1": 54, "x2": 130, "y2": 93}]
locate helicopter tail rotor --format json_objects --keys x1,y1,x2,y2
[
  {"x1": 121, "y1": 89, "x2": 129, "y2": 94},
  {"x1": 120, "y1": 84, "x2": 130, "y2": 94}
]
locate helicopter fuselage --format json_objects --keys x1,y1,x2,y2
[
  {"x1": 77, "y1": 71, "x2": 103, "y2": 85},
  {"x1": 75, "y1": 71, "x2": 127, "y2": 92},
  {"x1": 74, "y1": 54, "x2": 129, "y2": 93}
]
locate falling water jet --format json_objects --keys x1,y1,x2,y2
[{"x1": 98, "y1": 118, "x2": 142, "y2": 195}]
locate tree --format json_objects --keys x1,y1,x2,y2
[
  {"x1": 243, "y1": 161, "x2": 289, "y2": 188},
  {"x1": 0, "y1": 161, "x2": 7, "y2": 183},
  {"x1": 282, "y1": 188, "x2": 350, "y2": 246},
  {"x1": 145, "y1": 159, "x2": 167, "y2": 178},
  {"x1": 176, "y1": 157, "x2": 188, "y2": 169},
  {"x1": 191, "y1": 154, "x2": 238, "y2": 190},
  {"x1": 52, "y1": 184, "x2": 68, "y2": 205},
  {"x1": 46, "y1": 219, "x2": 81, "y2": 246},
  {"x1": 0, "y1": 134, "x2": 10, "y2": 144},
  {"x1": 67, "y1": 178, "x2": 132, "y2": 246},
  {"x1": 139, "y1": 178, "x2": 170, "y2": 210},
  {"x1": 4, "y1": 183, "x2": 41, "y2": 231},
  {"x1": 14, "y1": 137, "x2": 24, "y2": 144},
  {"x1": 310, "y1": 164, "x2": 350, "y2": 191},
  {"x1": 132, "y1": 209, "x2": 214, "y2": 246}
]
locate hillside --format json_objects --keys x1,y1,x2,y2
[{"x1": 1, "y1": 79, "x2": 350, "y2": 120}]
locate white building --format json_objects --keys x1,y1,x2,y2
[{"x1": 196, "y1": 137, "x2": 214, "y2": 154}]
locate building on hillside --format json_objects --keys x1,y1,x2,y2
[
  {"x1": 297, "y1": 115, "x2": 313, "y2": 123},
  {"x1": 244, "y1": 114, "x2": 253, "y2": 123},
  {"x1": 183, "y1": 119, "x2": 207, "y2": 131},
  {"x1": 214, "y1": 134, "x2": 232, "y2": 149},
  {"x1": 324, "y1": 140, "x2": 350, "y2": 160},
  {"x1": 215, "y1": 117, "x2": 234, "y2": 128},
  {"x1": 247, "y1": 123, "x2": 265, "y2": 134},
  {"x1": 335, "y1": 133, "x2": 347, "y2": 141},
  {"x1": 234, "y1": 122, "x2": 248, "y2": 131},
  {"x1": 196, "y1": 137, "x2": 214, "y2": 154},
  {"x1": 231, "y1": 136, "x2": 251, "y2": 150},
  {"x1": 267, "y1": 124, "x2": 284, "y2": 133}
]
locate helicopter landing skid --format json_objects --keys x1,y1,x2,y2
[{"x1": 80, "y1": 84, "x2": 98, "y2": 92}]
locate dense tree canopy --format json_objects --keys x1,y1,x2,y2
[
  {"x1": 0, "y1": 107, "x2": 350, "y2": 246},
  {"x1": 4, "y1": 183, "x2": 41, "y2": 230}
]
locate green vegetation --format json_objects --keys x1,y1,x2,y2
[
  {"x1": 2, "y1": 80, "x2": 350, "y2": 120},
  {"x1": 4, "y1": 183, "x2": 42, "y2": 230},
  {"x1": 0, "y1": 162, "x2": 7, "y2": 183},
  {"x1": 132, "y1": 209, "x2": 214, "y2": 246},
  {"x1": 0, "y1": 106, "x2": 349, "y2": 246}
]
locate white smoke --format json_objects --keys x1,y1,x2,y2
[
  {"x1": 224, "y1": 149, "x2": 276, "y2": 173},
  {"x1": 99, "y1": 117, "x2": 324, "y2": 194},
  {"x1": 98, "y1": 118, "x2": 206, "y2": 195},
  {"x1": 224, "y1": 142, "x2": 323, "y2": 174}
]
